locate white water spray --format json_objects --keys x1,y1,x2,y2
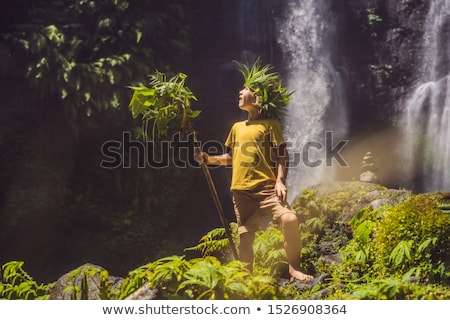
[
  {"x1": 278, "y1": 0, "x2": 348, "y2": 200},
  {"x1": 402, "y1": 0, "x2": 450, "y2": 191}
]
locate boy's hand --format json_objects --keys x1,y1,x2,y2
[
  {"x1": 194, "y1": 150, "x2": 209, "y2": 165},
  {"x1": 275, "y1": 180, "x2": 288, "y2": 201}
]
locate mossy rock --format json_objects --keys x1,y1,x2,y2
[
  {"x1": 337, "y1": 191, "x2": 450, "y2": 285},
  {"x1": 374, "y1": 192, "x2": 450, "y2": 283},
  {"x1": 292, "y1": 181, "x2": 388, "y2": 225},
  {"x1": 291, "y1": 181, "x2": 415, "y2": 270},
  {"x1": 50, "y1": 263, "x2": 123, "y2": 300}
]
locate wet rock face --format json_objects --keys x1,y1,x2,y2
[
  {"x1": 378, "y1": 0, "x2": 429, "y2": 91},
  {"x1": 343, "y1": 0, "x2": 430, "y2": 123}
]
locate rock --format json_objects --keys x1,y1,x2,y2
[
  {"x1": 360, "y1": 171, "x2": 379, "y2": 183},
  {"x1": 368, "y1": 189, "x2": 412, "y2": 209},
  {"x1": 309, "y1": 283, "x2": 347, "y2": 300},
  {"x1": 48, "y1": 263, "x2": 158, "y2": 300},
  {"x1": 360, "y1": 152, "x2": 379, "y2": 183},
  {"x1": 49, "y1": 263, "x2": 123, "y2": 300},
  {"x1": 289, "y1": 274, "x2": 332, "y2": 291},
  {"x1": 124, "y1": 283, "x2": 158, "y2": 300},
  {"x1": 349, "y1": 188, "x2": 412, "y2": 217},
  {"x1": 320, "y1": 253, "x2": 343, "y2": 265},
  {"x1": 277, "y1": 274, "x2": 332, "y2": 291},
  {"x1": 293, "y1": 181, "x2": 387, "y2": 225}
]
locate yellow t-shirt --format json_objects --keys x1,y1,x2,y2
[{"x1": 224, "y1": 118, "x2": 286, "y2": 191}]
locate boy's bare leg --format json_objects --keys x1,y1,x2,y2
[
  {"x1": 280, "y1": 213, "x2": 314, "y2": 282},
  {"x1": 239, "y1": 232, "x2": 255, "y2": 272}
]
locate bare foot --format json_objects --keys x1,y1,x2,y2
[{"x1": 289, "y1": 269, "x2": 314, "y2": 282}]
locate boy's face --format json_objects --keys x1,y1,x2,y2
[{"x1": 238, "y1": 86, "x2": 259, "y2": 112}]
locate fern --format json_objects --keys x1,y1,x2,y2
[
  {"x1": 184, "y1": 225, "x2": 236, "y2": 257},
  {"x1": 305, "y1": 217, "x2": 324, "y2": 234},
  {"x1": 149, "y1": 255, "x2": 192, "y2": 293},
  {"x1": 177, "y1": 257, "x2": 222, "y2": 299},
  {"x1": 417, "y1": 237, "x2": 437, "y2": 254},
  {"x1": 253, "y1": 227, "x2": 286, "y2": 275},
  {"x1": 389, "y1": 240, "x2": 412, "y2": 267},
  {"x1": 0, "y1": 261, "x2": 53, "y2": 300},
  {"x1": 130, "y1": 255, "x2": 278, "y2": 299},
  {"x1": 117, "y1": 261, "x2": 158, "y2": 299}
]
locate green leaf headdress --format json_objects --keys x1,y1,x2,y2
[{"x1": 235, "y1": 59, "x2": 293, "y2": 120}]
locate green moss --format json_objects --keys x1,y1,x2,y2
[
  {"x1": 374, "y1": 193, "x2": 450, "y2": 283},
  {"x1": 327, "y1": 278, "x2": 450, "y2": 300},
  {"x1": 292, "y1": 181, "x2": 386, "y2": 225},
  {"x1": 334, "y1": 192, "x2": 450, "y2": 286},
  {"x1": 291, "y1": 181, "x2": 387, "y2": 272}
]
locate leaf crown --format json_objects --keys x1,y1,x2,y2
[{"x1": 235, "y1": 59, "x2": 293, "y2": 120}]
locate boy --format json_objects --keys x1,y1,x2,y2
[{"x1": 196, "y1": 60, "x2": 313, "y2": 282}]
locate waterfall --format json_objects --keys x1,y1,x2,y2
[
  {"x1": 278, "y1": 0, "x2": 348, "y2": 200},
  {"x1": 402, "y1": 0, "x2": 450, "y2": 192}
]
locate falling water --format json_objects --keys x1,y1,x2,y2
[
  {"x1": 402, "y1": 0, "x2": 450, "y2": 192},
  {"x1": 278, "y1": 0, "x2": 348, "y2": 200}
]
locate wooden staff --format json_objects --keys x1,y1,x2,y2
[{"x1": 191, "y1": 131, "x2": 239, "y2": 260}]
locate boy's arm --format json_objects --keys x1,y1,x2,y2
[
  {"x1": 205, "y1": 152, "x2": 233, "y2": 166},
  {"x1": 195, "y1": 150, "x2": 232, "y2": 166},
  {"x1": 275, "y1": 143, "x2": 289, "y2": 201}
]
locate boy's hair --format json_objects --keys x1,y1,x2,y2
[{"x1": 235, "y1": 59, "x2": 293, "y2": 119}]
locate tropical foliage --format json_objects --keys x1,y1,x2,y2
[
  {"x1": 0, "y1": 0, "x2": 197, "y2": 281},
  {"x1": 185, "y1": 224, "x2": 238, "y2": 259},
  {"x1": 291, "y1": 187, "x2": 450, "y2": 299},
  {"x1": 1, "y1": 257, "x2": 279, "y2": 300},
  {"x1": 0, "y1": 261, "x2": 53, "y2": 300},
  {"x1": 128, "y1": 71, "x2": 201, "y2": 140},
  {"x1": 2, "y1": 186, "x2": 449, "y2": 301},
  {"x1": 0, "y1": 0, "x2": 193, "y2": 124}
]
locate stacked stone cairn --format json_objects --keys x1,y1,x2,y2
[{"x1": 359, "y1": 151, "x2": 379, "y2": 183}]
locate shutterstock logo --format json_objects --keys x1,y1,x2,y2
[
  {"x1": 290, "y1": 131, "x2": 349, "y2": 168},
  {"x1": 100, "y1": 132, "x2": 200, "y2": 169},
  {"x1": 100, "y1": 131, "x2": 348, "y2": 169}
]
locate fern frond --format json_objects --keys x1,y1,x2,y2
[{"x1": 184, "y1": 227, "x2": 232, "y2": 256}]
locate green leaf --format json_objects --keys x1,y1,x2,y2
[
  {"x1": 354, "y1": 220, "x2": 374, "y2": 245},
  {"x1": 304, "y1": 217, "x2": 323, "y2": 233},
  {"x1": 350, "y1": 209, "x2": 366, "y2": 226},
  {"x1": 127, "y1": 71, "x2": 200, "y2": 140},
  {"x1": 355, "y1": 249, "x2": 367, "y2": 264},
  {"x1": 389, "y1": 240, "x2": 412, "y2": 266},
  {"x1": 418, "y1": 238, "x2": 433, "y2": 253},
  {"x1": 189, "y1": 109, "x2": 201, "y2": 119}
]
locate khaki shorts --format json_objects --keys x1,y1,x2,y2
[{"x1": 232, "y1": 184, "x2": 295, "y2": 235}]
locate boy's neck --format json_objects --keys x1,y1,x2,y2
[{"x1": 246, "y1": 109, "x2": 261, "y2": 121}]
